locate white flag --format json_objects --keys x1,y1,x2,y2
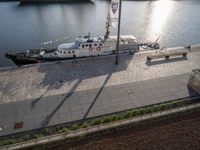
[{"x1": 110, "y1": 0, "x2": 119, "y2": 28}]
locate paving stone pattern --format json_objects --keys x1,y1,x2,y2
[
  {"x1": 0, "y1": 46, "x2": 200, "y2": 136},
  {"x1": 0, "y1": 73, "x2": 199, "y2": 136}
]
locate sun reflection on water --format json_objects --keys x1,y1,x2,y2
[{"x1": 148, "y1": 0, "x2": 172, "y2": 39}]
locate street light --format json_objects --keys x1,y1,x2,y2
[{"x1": 115, "y1": 0, "x2": 122, "y2": 65}]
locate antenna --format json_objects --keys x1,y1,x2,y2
[{"x1": 155, "y1": 35, "x2": 160, "y2": 43}]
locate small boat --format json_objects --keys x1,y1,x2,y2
[{"x1": 6, "y1": 34, "x2": 141, "y2": 66}]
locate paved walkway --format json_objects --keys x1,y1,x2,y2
[
  {"x1": 1, "y1": 101, "x2": 200, "y2": 150},
  {"x1": 0, "y1": 46, "x2": 200, "y2": 104},
  {"x1": 0, "y1": 73, "x2": 199, "y2": 136},
  {"x1": 0, "y1": 45, "x2": 200, "y2": 136}
]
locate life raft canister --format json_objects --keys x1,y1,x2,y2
[{"x1": 96, "y1": 46, "x2": 101, "y2": 51}]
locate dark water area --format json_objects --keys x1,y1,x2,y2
[{"x1": 0, "y1": 0, "x2": 200, "y2": 67}]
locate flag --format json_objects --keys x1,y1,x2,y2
[
  {"x1": 110, "y1": 0, "x2": 119, "y2": 28},
  {"x1": 104, "y1": 12, "x2": 110, "y2": 39}
]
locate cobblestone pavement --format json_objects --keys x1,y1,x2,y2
[
  {"x1": 0, "y1": 46, "x2": 200, "y2": 104},
  {"x1": 0, "y1": 46, "x2": 199, "y2": 136}
]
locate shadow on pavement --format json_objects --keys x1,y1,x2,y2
[
  {"x1": 37, "y1": 54, "x2": 134, "y2": 90},
  {"x1": 37, "y1": 54, "x2": 135, "y2": 127},
  {"x1": 81, "y1": 66, "x2": 114, "y2": 121},
  {"x1": 40, "y1": 79, "x2": 82, "y2": 127}
]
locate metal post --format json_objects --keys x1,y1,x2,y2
[{"x1": 115, "y1": 0, "x2": 122, "y2": 65}]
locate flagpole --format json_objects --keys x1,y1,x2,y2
[{"x1": 115, "y1": 0, "x2": 122, "y2": 65}]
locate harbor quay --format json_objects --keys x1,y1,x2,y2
[{"x1": 0, "y1": 45, "x2": 200, "y2": 136}]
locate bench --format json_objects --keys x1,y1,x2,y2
[{"x1": 147, "y1": 50, "x2": 188, "y2": 62}]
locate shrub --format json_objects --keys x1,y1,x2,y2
[
  {"x1": 0, "y1": 139, "x2": 16, "y2": 146},
  {"x1": 81, "y1": 123, "x2": 89, "y2": 128},
  {"x1": 22, "y1": 135, "x2": 32, "y2": 141},
  {"x1": 150, "y1": 106, "x2": 156, "y2": 112},
  {"x1": 60, "y1": 127, "x2": 70, "y2": 133},
  {"x1": 138, "y1": 109, "x2": 145, "y2": 115},
  {"x1": 124, "y1": 111, "x2": 132, "y2": 119},
  {"x1": 42, "y1": 128, "x2": 52, "y2": 135},
  {"x1": 131, "y1": 110, "x2": 139, "y2": 117},
  {"x1": 90, "y1": 119, "x2": 102, "y2": 126},
  {"x1": 159, "y1": 104, "x2": 166, "y2": 110},
  {"x1": 144, "y1": 108, "x2": 152, "y2": 114},
  {"x1": 70, "y1": 125, "x2": 78, "y2": 130},
  {"x1": 171, "y1": 102, "x2": 178, "y2": 108},
  {"x1": 102, "y1": 116, "x2": 113, "y2": 123},
  {"x1": 111, "y1": 115, "x2": 117, "y2": 121},
  {"x1": 55, "y1": 126, "x2": 62, "y2": 132},
  {"x1": 32, "y1": 134, "x2": 43, "y2": 139}
]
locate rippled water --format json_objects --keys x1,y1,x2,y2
[{"x1": 0, "y1": 0, "x2": 200, "y2": 67}]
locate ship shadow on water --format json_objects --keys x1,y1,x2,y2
[{"x1": 35, "y1": 53, "x2": 135, "y2": 127}]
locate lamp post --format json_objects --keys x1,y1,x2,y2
[{"x1": 115, "y1": 0, "x2": 122, "y2": 65}]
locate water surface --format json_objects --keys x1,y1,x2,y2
[{"x1": 0, "y1": 0, "x2": 200, "y2": 67}]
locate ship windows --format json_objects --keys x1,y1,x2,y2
[
  {"x1": 85, "y1": 44, "x2": 88, "y2": 47},
  {"x1": 89, "y1": 44, "x2": 92, "y2": 47},
  {"x1": 64, "y1": 51, "x2": 66, "y2": 54},
  {"x1": 100, "y1": 44, "x2": 103, "y2": 46},
  {"x1": 68, "y1": 51, "x2": 71, "y2": 54},
  {"x1": 82, "y1": 45, "x2": 84, "y2": 48},
  {"x1": 72, "y1": 51, "x2": 75, "y2": 53},
  {"x1": 94, "y1": 44, "x2": 97, "y2": 46}
]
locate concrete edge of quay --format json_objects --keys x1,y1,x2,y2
[
  {"x1": 1, "y1": 97, "x2": 200, "y2": 150},
  {"x1": 0, "y1": 44, "x2": 199, "y2": 72}
]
